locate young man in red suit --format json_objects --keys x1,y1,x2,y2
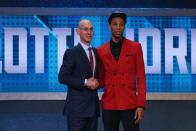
[{"x1": 97, "y1": 11, "x2": 146, "y2": 131}]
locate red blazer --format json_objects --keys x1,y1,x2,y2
[{"x1": 97, "y1": 38, "x2": 146, "y2": 110}]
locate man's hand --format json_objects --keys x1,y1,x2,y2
[
  {"x1": 134, "y1": 107, "x2": 145, "y2": 124},
  {"x1": 86, "y1": 77, "x2": 99, "y2": 90}
]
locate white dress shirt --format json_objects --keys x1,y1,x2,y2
[{"x1": 79, "y1": 41, "x2": 96, "y2": 86}]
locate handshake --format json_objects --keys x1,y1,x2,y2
[{"x1": 86, "y1": 77, "x2": 99, "y2": 90}]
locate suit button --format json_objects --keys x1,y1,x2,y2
[
  {"x1": 122, "y1": 73, "x2": 124, "y2": 76},
  {"x1": 122, "y1": 84, "x2": 125, "y2": 86},
  {"x1": 112, "y1": 85, "x2": 115, "y2": 87},
  {"x1": 113, "y1": 73, "x2": 116, "y2": 76}
]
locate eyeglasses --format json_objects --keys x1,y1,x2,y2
[{"x1": 80, "y1": 27, "x2": 94, "y2": 32}]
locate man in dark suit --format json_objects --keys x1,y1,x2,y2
[{"x1": 58, "y1": 19, "x2": 100, "y2": 131}]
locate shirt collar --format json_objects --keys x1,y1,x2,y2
[
  {"x1": 79, "y1": 41, "x2": 92, "y2": 51},
  {"x1": 110, "y1": 37, "x2": 124, "y2": 47}
]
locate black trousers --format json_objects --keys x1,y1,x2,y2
[
  {"x1": 67, "y1": 115, "x2": 98, "y2": 131},
  {"x1": 102, "y1": 109, "x2": 139, "y2": 131}
]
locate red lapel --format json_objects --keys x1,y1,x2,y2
[{"x1": 105, "y1": 39, "x2": 128, "y2": 66}]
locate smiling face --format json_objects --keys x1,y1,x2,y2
[
  {"x1": 109, "y1": 17, "x2": 125, "y2": 42},
  {"x1": 77, "y1": 20, "x2": 94, "y2": 46}
]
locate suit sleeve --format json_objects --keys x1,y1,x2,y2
[
  {"x1": 58, "y1": 49, "x2": 84, "y2": 90},
  {"x1": 136, "y1": 44, "x2": 146, "y2": 108}
]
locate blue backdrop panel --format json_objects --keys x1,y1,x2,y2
[{"x1": 0, "y1": 15, "x2": 196, "y2": 92}]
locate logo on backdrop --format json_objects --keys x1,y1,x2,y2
[{"x1": 0, "y1": 27, "x2": 195, "y2": 74}]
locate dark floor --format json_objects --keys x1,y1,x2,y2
[{"x1": 0, "y1": 100, "x2": 196, "y2": 131}]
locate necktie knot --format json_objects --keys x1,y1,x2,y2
[{"x1": 88, "y1": 47, "x2": 92, "y2": 51}]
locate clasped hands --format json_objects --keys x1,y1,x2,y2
[{"x1": 86, "y1": 77, "x2": 99, "y2": 90}]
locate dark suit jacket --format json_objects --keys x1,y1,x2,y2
[{"x1": 58, "y1": 43, "x2": 100, "y2": 117}]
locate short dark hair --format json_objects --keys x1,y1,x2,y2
[{"x1": 108, "y1": 11, "x2": 127, "y2": 24}]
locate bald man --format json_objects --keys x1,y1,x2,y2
[{"x1": 59, "y1": 19, "x2": 100, "y2": 131}]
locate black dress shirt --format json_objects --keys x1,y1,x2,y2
[{"x1": 110, "y1": 38, "x2": 124, "y2": 61}]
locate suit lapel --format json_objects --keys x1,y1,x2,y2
[
  {"x1": 104, "y1": 40, "x2": 129, "y2": 73},
  {"x1": 77, "y1": 44, "x2": 92, "y2": 74},
  {"x1": 92, "y1": 48, "x2": 98, "y2": 76},
  {"x1": 106, "y1": 41, "x2": 127, "y2": 65},
  {"x1": 117, "y1": 39, "x2": 128, "y2": 65},
  {"x1": 106, "y1": 43, "x2": 118, "y2": 66}
]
